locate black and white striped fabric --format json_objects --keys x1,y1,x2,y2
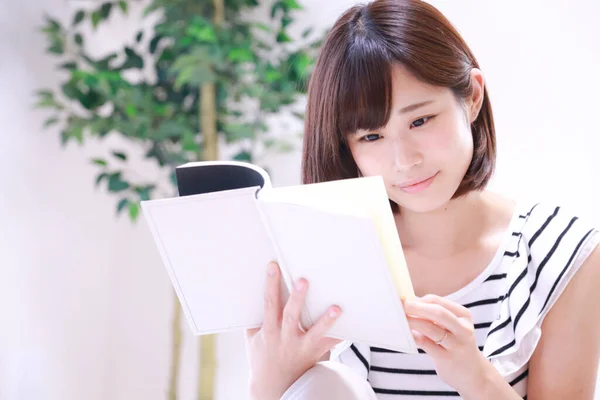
[{"x1": 330, "y1": 202, "x2": 599, "y2": 399}]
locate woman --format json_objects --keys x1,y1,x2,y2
[{"x1": 245, "y1": 0, "x2": 600, "y2": 398}]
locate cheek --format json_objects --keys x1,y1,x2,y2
[
  {"x1": 424, "y1": 124, "x2": 473, "y2": 164},
  {"x1": 349, "y1": 145, "x2": 388, "y2": 175}
]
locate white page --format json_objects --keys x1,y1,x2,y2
[
  {"x1": 141, "y1": 187, "x2": 278, "y2": 335},
  {"x1": 259, "y1": 176, "x2": 415, "y2": 300},
  {"x1": 258, "y1": 201, "x2": 418, "y2": 353}
]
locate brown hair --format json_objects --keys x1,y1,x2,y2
[{"x1": 301, "y1": 0, "x2": 496, "y2": 204}]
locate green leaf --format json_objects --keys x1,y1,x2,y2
[
  {"x1": 182, "y1": 132, "x2": 198, "y2": 152},
  {"x1": 142, "y1": 2, "x2": 160, "y2": 17},
  {"x1": 100, "y1": 3, "x2": 113, "y2": 20},
  {"x1": 170, "y1": 50, "x2": 216, "y2": 89},
  {"x1": 170, "y1": 170, "x2": 178, "y2": 187},
  {"x1": 292, "y1": 52, "x2": 311, "y2": 79},
  {"x1": 44, "y1": 15, "x2": 62, "y2": 32},
  {"x1": 95, "y1": 172, "x2": 108, "y2": 186},
  {"x1": 72, "y1": 11, "x2": 85, "y2": 26},
  {"x1": 82, "y1": 74, "x2": 100, "y2": 87},
  {"x1": 281, "y1": 15, "x2": 292, "y2": 29},
  {"x1": 134, "y1": 185, "x2": 154, "y2": 201},
  {"x1": 43, "y1": 116, "x2": 59, "y2": 128},
  {"x1": 112, "y1": 151, "x2": 127, "y2": 161},
  {"x1": 59, "y1": 61, "x2": 77, "y2": 70},
  {"x1": 223, "y1": 123, "x2": 255, "y2": 143},
  {"x1": 48, "y1": 42, "x2": 65, "y2": 55},
  {"x1": 187, "y1": 24, "x2": 217, "y2": 43},
  {"x1": 60, "y1": 80, "x2": 81, "y2": 100},
  {"x1": 92, "y1": 158, "x2": 107, "y2": 166},
  {"x1": 301, "y1": 27, "x2": 313, "y2": 38},
  {"x1": 233, "y1": 150, "x2": 252, "y2": 162},
  {"x1": 156, "y1": 120, "x2": 191, "y2": 140},
  {"x1": 128, "y1": 202, "x2": 140, "y2": 220},
  {"x1": 62, "y1": 124, "x2": 84, "y2": 145},
  {"x1": 117, "y1": 198, "x2": 129, "y2": 213},
  {"x1": 149, "y1": 35, "x2": 162, "y2": 54},
  {"x1": 91, "y1": 11, "x2": 101, "y2": 28},
  {"x1": 227, "y1": 47, "x2": 254, "y2": 62},
  {"x1": 35, "y1": 93, "x2": 61, "y2": 109},
  {"x1": 173, "y1": 66, "x2": 195, "y2": 89},
  {"x1": 276, "y1": 31, "x2": 291, "y2": 43},
  {"x1": 271, "y1": 2, "x2": 285, "y2": 18},
  {"x1": 74, "y1": 33, "x2": 84, "y2": 46},
  {"x1": 120, "y1": 47, "x2": 144, "y2": 69},
  {"x1": 282, "y1": 0, "x2": 302, "y2": 10},
  {"x1": 136, "y1": 31, "x2": 143, "y2": 43},
  {"x1": 125, "y1": 104, "x2": 137, "y2": 117},
  {"x1": 108, "y1": 173, "x2": 129, "y2": 192},
  {"x1": 254, "y1": 23, "x2": 271, "y2": 33},
  {"x1": 264, "y1": 67, "x2": 282, "y2": 83},
  {"x1": 36, "y1": 89, "x2": 53, "y2": 98},
  {"x1": 118, "y1": 1, "x2": 128, "y2": 14}
]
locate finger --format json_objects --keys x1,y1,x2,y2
[
  {"x1": 403, "y1": 300, "x2": 464, "y2": 335},
  {"x1": 304, "y1": 306, "x2": 342, "y2": 350},
  {"x1": 245, "y1": 327, "x2": 261, "y2": 338},
  {"x1": 412, "y1": 329, "x2": 445, "y2": 357},
  {"x1": 315, "y1": 337, "x2": 344, "y2": 359},
  {"x1": 281, "y1": 278, "x2": 309, "y2": 341},
  {"x1": 407, "y1": 316, "x2": 453, "y2": 349},
  {"x1": 262, "y1": 262, "x2": 282, "y2": 337},
  {"x1": 419, "y1": 294, "x2": 472, "y2": 320}
]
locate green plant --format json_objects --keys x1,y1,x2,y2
[{"x1": 35, "y1": 0, "x2": 323, "y2": 398}]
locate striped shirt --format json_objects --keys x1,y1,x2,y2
[{"x1": 330, "y1": 202, "x2": 599, "y2": 399}]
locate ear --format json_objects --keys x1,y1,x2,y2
[{"x1": 468, "y1": 68, "x2": 485, "y2": 124}]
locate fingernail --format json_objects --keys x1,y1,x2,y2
[
  {"x1": 268, "y1": 263, "x2": 277, "y2": 276},
  {"x1": 295, "y1": 279, "x2": 305, "y2": 292},
  {"x1": 329, "y1": 307, "x2": 340, "y2": 318}
]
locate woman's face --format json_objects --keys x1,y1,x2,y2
[{"x1": 347, "y1": 64, "x2": 483, "y2": 213}]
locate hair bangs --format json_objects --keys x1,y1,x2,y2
[{"x1": 337, "y1": 33, "x2": 393, "y2": 140}]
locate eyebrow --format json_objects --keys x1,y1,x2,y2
[{"x1": 398, "y1": 100, "x2": 435, "y2": 115}]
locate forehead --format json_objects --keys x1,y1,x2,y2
[{"x1": 389, "y1": 64, "x2": 453, "y2": 107}]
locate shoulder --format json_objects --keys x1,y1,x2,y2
[
  {"x1": 515, "y1": 202, "x2": 599, "y2": 293},
  {"x1": 519, "y1": 202, "x2": 598, "y2": 246},
  {"x1": 526, "y1": 209, "x2": 600, "y2": 397},
  {"x1": 516, "y1": 200, "x2": 600, "y2": 328},
  {"x1": 510, "y1": 201, "x2": 599, "y2": 316},
  {"x1": 482, "y1": 199, "x2": 600, "y2": 376}
]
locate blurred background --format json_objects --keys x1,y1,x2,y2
[{"x1": 0, "y1": 0, "x2": 599, "y2": 399}]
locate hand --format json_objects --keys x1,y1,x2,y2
[
  {"x1": 403, "y1": 295, "x2": 490, "y2": 396},
  {"x1": 245, "y1": 262, "x2": 343, "y2": 400}
]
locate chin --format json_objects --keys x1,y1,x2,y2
[
  {"x1": 388, "y1": 185, "x2": 457, "y2": 214},
  {"x1": 393, "y1": 196, "x2": 451, "y2": 214}
]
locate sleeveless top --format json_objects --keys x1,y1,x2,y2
[{"x1": 330, "y1": 201, "x2": 600, "y2": 399}]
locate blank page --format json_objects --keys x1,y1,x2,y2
[
  {"x1": 258, "y1": 176, "x2": 414, "y2": 300},
  {"x1": 258, "y1": 201, "x2": 418, "y2": 354},
  {"x1": 141, "y1": 187, "x2": 277, "y2": 335}
]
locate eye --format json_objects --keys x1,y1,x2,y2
[
  {"x1": 411, "y1": 116, "x2": 434, "y2": 129},
  {"x1": 360, "y1": 133, "x2": 382, "y2": 142}
]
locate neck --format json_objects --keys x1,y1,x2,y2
[{"x1": 395, "y1": 191, "x2": 488, "y2": 258}]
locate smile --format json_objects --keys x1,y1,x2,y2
[{"x1": 395, "y1": 172, "x2": 438, "y2": 194}]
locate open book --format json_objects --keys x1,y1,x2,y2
[{"x1": 140, "y1": 161, "x2": 418, "y2": 353}]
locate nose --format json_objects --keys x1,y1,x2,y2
[{"x1": 392, "y1": 137, "x2": 423, "y2": 171}]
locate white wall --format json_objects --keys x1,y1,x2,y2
[{"x1": 0, "y1": 0, "x2": 598, "y2": 399}]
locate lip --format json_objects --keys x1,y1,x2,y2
[{"x1": 395, "y1": 172, "x2": 438, "y2": 194}]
